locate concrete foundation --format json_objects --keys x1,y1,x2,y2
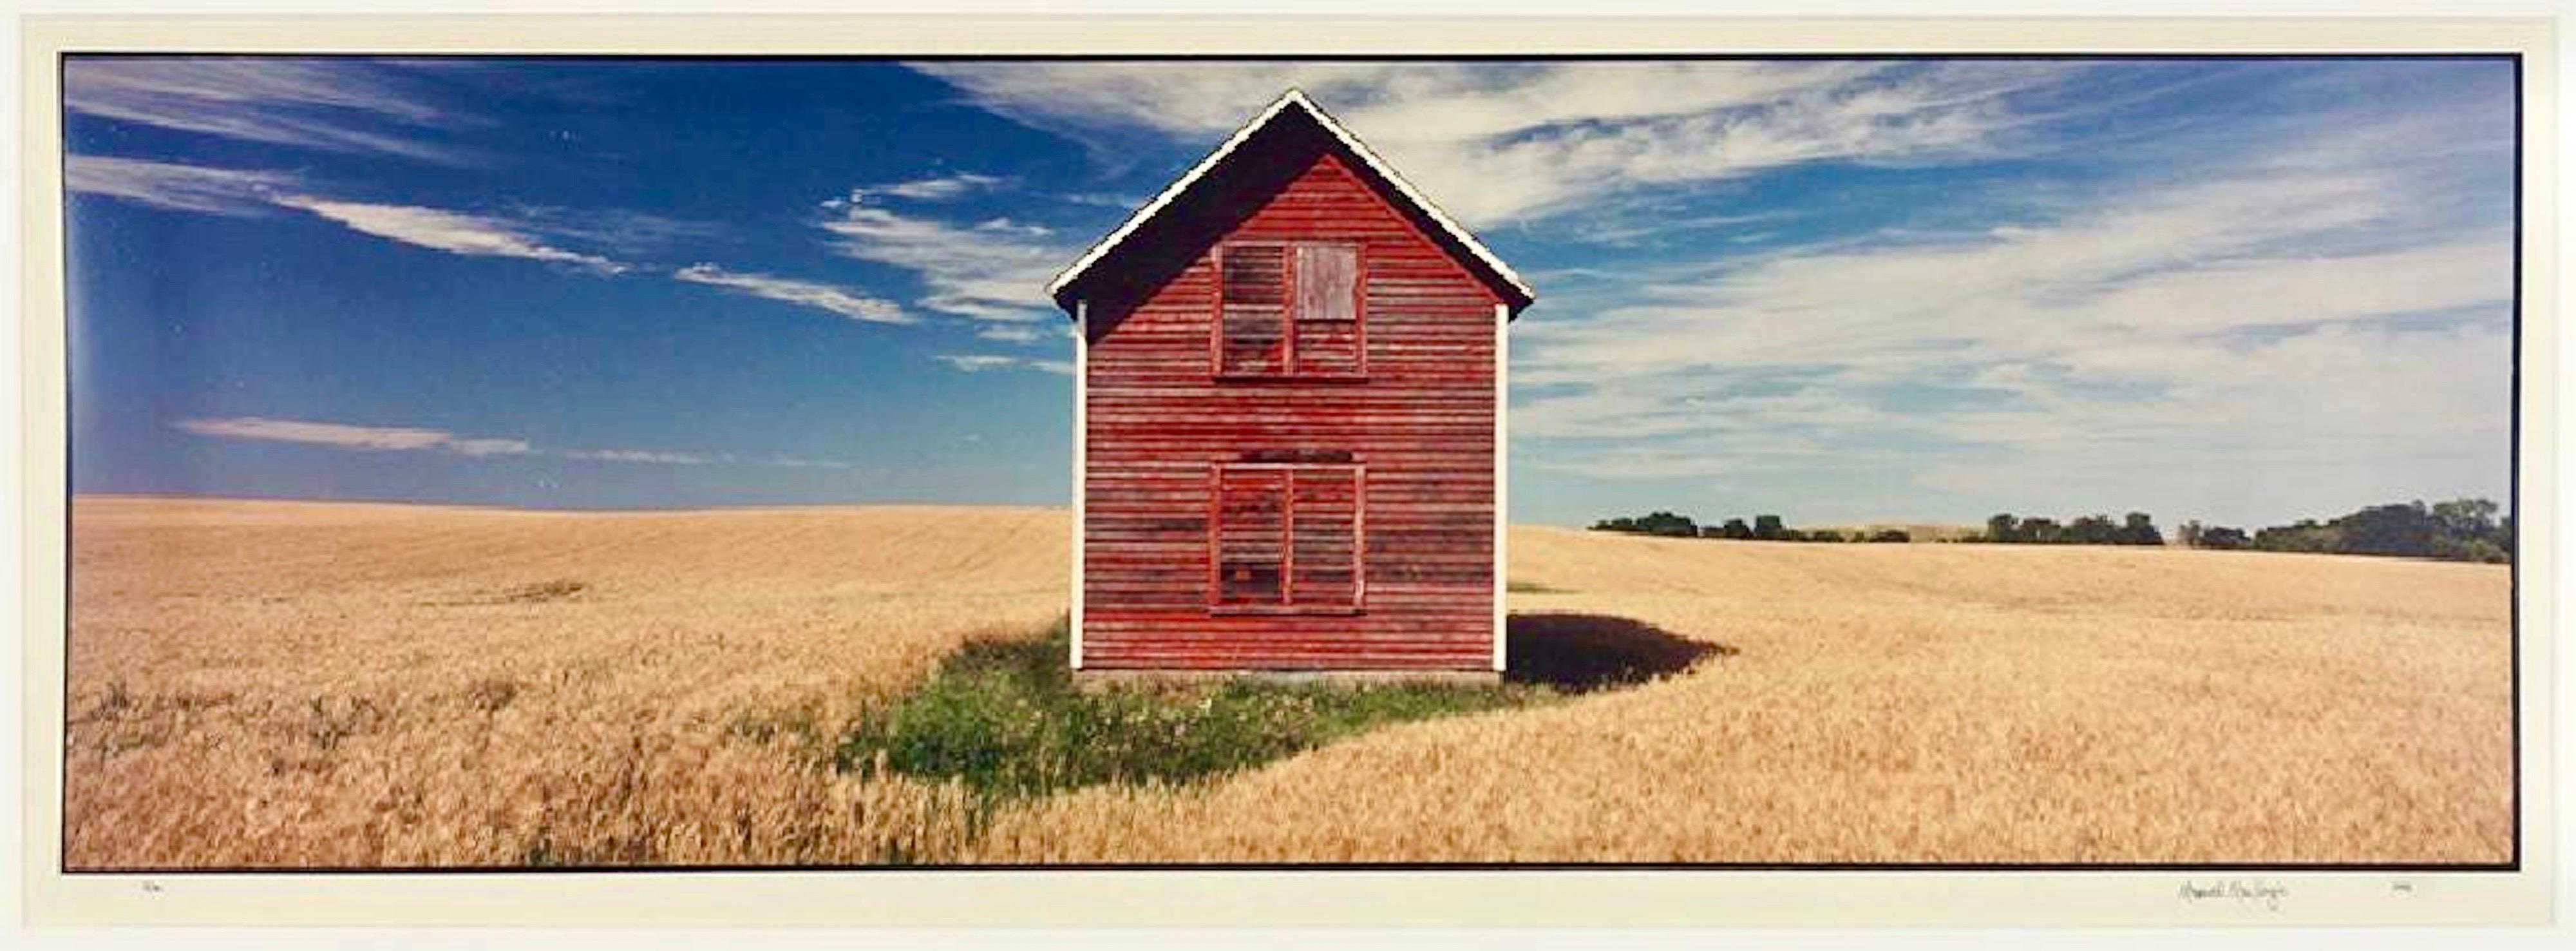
[{"x1": 1070, "y1": 668, "x2": 1503, "y2": 692}]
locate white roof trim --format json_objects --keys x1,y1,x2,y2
[{"x1": 1046, "y1": 88, "x2": 1535, "y2": 309}]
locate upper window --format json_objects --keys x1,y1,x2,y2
[{"x1": 1215, "y1": 242, "x2": 1363, "y2": 378}]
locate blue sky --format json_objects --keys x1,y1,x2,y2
[{"x1": 64, "y1": 57, "x2": 2515, "y2": 528}]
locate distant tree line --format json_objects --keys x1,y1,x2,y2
[
  {"x1": 1589, "y1": 512, "x2": 1911, "y2": 544},
  {"x1": 1591, "y1": 496, "x2": 2513, "y2": 564},
  {"x1": 1984, "y1": 497, "x2": 2510, "y2": 564},
  {"x1": 2172, "y1": 498, "x2": 2511, "y2": 564},
  {"x1": 1982, "y1": 512, "x2": 2165, "y2": 546}
]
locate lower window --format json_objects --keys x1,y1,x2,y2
[{"x1": 1211, "y1": 462, "x2": 1362, "y2": 613}]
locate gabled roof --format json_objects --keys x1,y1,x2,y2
[{"x1": 1048, "y1": 88, "x2": 1535, "y2": 318}]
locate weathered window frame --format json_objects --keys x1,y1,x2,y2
[
  {"x1": 1211, "y1": 240, "x2": 1367, "y2": 380},
  {"x1": 1207, "y1": 461, "x2": 1366, "y2": 615}
]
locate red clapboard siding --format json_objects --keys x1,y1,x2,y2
[{"x1": 1081, "y1": 148, "x2": 1501, "y2": 671}]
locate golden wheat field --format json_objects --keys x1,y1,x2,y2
[{"x1": 61, "y1": 495, "x2": 2512, "y2": 867}]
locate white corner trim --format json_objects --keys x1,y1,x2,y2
[
  {"x1": 1493, "y1": 301, "x2": 1510, "y2": 673},
  {"x1": 1070, "y1": 299, "x2": 1088, "y2": 670},
  {"x1": 1048, "y1": 88, "x2": 1534, "y2": 309}
]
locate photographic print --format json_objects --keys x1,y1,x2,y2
[{"x1": 53, "y1": 50, "x2": 2521, "y2": 877}]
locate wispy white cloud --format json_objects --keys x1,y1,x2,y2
[
  {"x1": 445, "y1": 437, "x2": 540, "y2": 458},
  {"x1": 1064, "y1": 191, "x2": 1147, "y2": 209},
  {"x1": 507, "y1": 205, "x2": 721, "y2": 257},
  {"x1": 564, "y1": 448, "x2": 714, "y2": 466},
  {"x1": 70, "y1": 154, "x2": 643, "y2": 274},
  {"x1": 672, "y1": 262, "x2": 911, "y2": 324},
  {"x1": 1560, "y1": 209, "x2": 1799, "y2": 248},
  {"x1": 820, "y1": 190, "x2": 1073, "y2": 321},
  {"x1": 916, "y1": 61, "x2": 2070, "y2": 225},
  {"x1": 975, "y1": 324, "x2": 1053, "y2": 344},
  {"x1": 64, "y1": 58, "x2": 469, "y2": 165},
  {"x1": 272, "y1": 195, "x2": 629, "y2": 273},
  {"x1": 757, "y1": 456, "x2": 856, "y2": 470},
  {"x1": 175, "y1": 416, "x2": 852, "y2": 468},
  {"x1": 73, "y1": 151, "x2": 725, "y2": 277},
  {"x1": 934, "y1": 354, "x2": 1021, "y2": 372},
  {"x1": 974, "y1": 216, "x2": 1054, "y2": 237},
  {"x1": 175, "y1": 417, "x2": 529, "y2": 457},
  {"x1": 933, "y1": 354, "x2": 1075, "y2": 376},
  {"x1": 831, "y1": 171, "x2": 1009, "y2": 203},
  {"x1": 64, "y1": 154, "x2": 289, "y2": 217}
]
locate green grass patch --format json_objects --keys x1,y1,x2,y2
[{"x1": 833, "y1": 616, "x2": 1561, "y2": 800}]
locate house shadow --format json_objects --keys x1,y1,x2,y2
[{"x1": 1504, "y1": 613, "x2": 1735, "y2": 693}]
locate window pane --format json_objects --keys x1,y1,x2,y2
[
  {"x1": 1220, "y1": 245, "x2": 1287, "y2": 375},
  {"x1": 1293, "y1": 244, "x2": 1361, "y2": 374},
  {"x1": 1215, "y1": 466, "x2": 1287, "y2": 606},
  {"x1": 1288, "y1": 467, "x2": 1361, "y2": 608}
]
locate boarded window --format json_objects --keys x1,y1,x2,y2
[
  {"x1": 1293, "y1": 244, "x2": 1362, "y2": 376},
  {"x1": 1211, "y1": 463, "x2": 1363, "y2": 612},
  {"x1": 1216, "y1": 242, "x2": 1363, "y2": 377},
  {"x1": 1217, "y1": 245, "x2": 1287, "y2": 376}
]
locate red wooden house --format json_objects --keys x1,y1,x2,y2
[{"x1": 1050, "y1": 89, "x2": 1535, "y2": 679}]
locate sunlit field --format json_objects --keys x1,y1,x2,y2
[{"x1": 63, "y1": 496, "x2": 2512, "y2": 867}]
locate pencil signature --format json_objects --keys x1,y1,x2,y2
[{"x1": 2178, "y1": 879, "x2": 2287, "y2": 912}]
